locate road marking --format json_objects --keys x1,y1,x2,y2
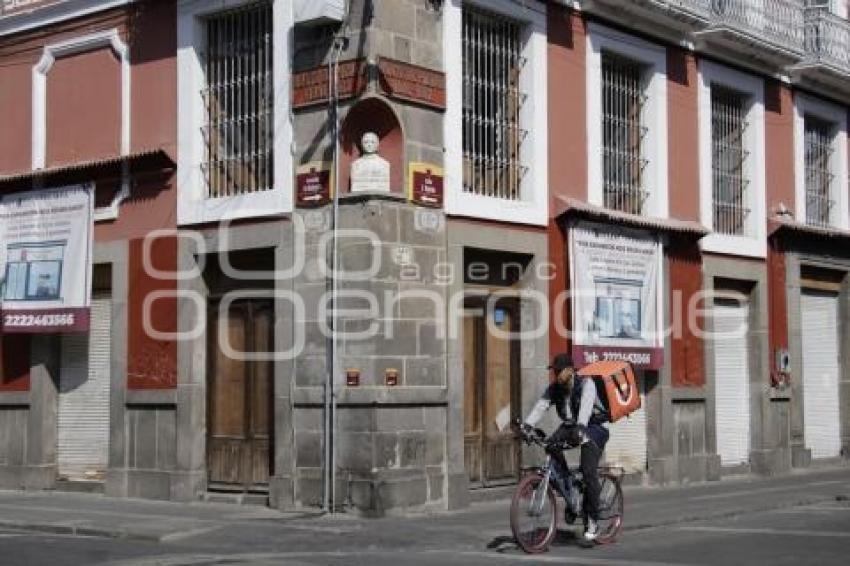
[{"x1": 679, "y1": 526, "x2": 850, "y2": 539}]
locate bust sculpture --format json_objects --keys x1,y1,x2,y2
[{"x1": 350, "y1": 132, "x2": 390, "y2": 193}]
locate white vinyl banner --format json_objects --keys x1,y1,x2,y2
[
  {"x1": 569, "y1": 220, "x2": 663, "y2": 369},
  {"x1": 0, "y1": 184, "x2": 94, "y2": 333}
]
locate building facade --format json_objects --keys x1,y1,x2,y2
[{"x1": 0, "y1": 0, "x2": 847, "y2": 514}]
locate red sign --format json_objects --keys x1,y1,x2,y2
[
  {"x1": 572, "y1": 346, "x2": 663, "y2": 370},
  {"x1": 296, "y1": 164, "x2": 332, "y2": 207},
  {"x1": 1, "y1": 307, "x2": 90, "y2": 333},
  {"x1": 292, "y1": 59, "x2": 367, "y2": 109},
  {"x1": 378, "y1": 58, "x2": 446, "y2": 110},
  {"x1": 408, "y1": 163, "x2": 443, "y2": 208}
]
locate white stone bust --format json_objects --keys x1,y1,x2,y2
[{"x1": 350, "y1": 132, "x2": 390, "y2": 193}]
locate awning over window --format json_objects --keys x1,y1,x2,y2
[
  {"x1": 0, "y1": 149, "x2": 175, "y2": 193},
  {"x1": 553, "y1": 196, "x2": 709, "y2": 240}
]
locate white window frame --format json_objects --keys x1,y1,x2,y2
[
  {"x1": 177, "y1": 0, "x2": 293, "y2": 225},
  {"x1": 794, "y1": 94, "x2": 849, "y2": 230},
  {"x1": 698, "y1": 61, "x2": 766, "y2": 258},
  {"x1": 443, "y1": 0, "x2": 548, "y2": 226},
  {"x1": 586, "y1": 23, "x2": 668, "y2": 219}
]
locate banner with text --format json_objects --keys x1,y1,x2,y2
[
  {"x1": 0, "y1": 184, "x2": 94, "y2": 333},
  {"x1": 569, "y1": 220, "x2": 663, "y2": 369}
]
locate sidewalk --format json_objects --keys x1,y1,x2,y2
[{"x1": 0, "y1": 465, "x2": 847, "y2": 545}]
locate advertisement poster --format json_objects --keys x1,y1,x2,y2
[
  {"x1": 569, "y1": 220, "x2": 663, "y2": 369},
  {"x1": 0, "y1": 184, "x2": 94, "y2": 333}
]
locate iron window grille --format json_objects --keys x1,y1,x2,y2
[
  {"x1": 201, "y1": 2, "x2": 274, "y2": 199},
  {"x1": 462, "y1": 7, "x2": 528, "y2": 201},
  {"x1": 804, "y1": 115, "x2": 835, "y2": 227},
  {"x1": 711, "y1": 86, "x2": 750, "y2": 236},
  {"x1": 601, "y1": 52, "x2": 649, "y2": 215}
]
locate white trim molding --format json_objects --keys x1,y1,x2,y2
[
  {"x1": 32, "y1": 28, "x2": 131, "y2": 222},
  {"x1": 793, "y1": 94, "x2": 849, "y2": 230},
  {"x1": 586, "y1": 22, "x2": 669, "y2": 219},
  {"x1": 177, "y1": 0, "x2": 294, "y2": 225},
  {"x1": 0, "y1": 0, "x2": 136, "y2": 38},
  {"x1": 443, "y1": 0, "x2": 548, "y2": 226},
  {"x1": 698, "y1": 60, "x2": 767, "y2": 258}
]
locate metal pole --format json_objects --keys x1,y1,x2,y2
[{"x1": 325, "y1": 0, "x2": 351, "y2": 515}]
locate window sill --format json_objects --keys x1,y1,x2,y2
[{"x1": 700, "y1": 232, "x2": 766, "y2": 258}]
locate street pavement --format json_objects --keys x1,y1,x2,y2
[{"x1": 0, "y1": 465, "x2": 848, "y2": 565}]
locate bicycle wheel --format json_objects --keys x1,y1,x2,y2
[
  {"x1": 595, "y1": 473, "x2": 624, "y2": 544},
  {"x1": 510, "y1": 472, "x2": 558, "y2": 554}
]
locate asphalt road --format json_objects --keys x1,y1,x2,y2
[{"x1": 1, "y1": 470, "x2": 849, "y2": 566}]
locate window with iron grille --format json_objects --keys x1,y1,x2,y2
[
  {"x1": 601, "y1": 52, "x2": 648, "y2": 215},
  {"x1": 804, "y1": 116, "x2": 835, "y2": 227},
  {"x1": 711, "y1": 86, "x2": 750, "y2": 236},
  {"x1": 462, "y1": 7, "x2": 527, "y2": 201},
  {"x1": 202, "y1": 2, "x2": 273, "y2": 199}
]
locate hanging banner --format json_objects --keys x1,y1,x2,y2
[
  {"x1": 0, "y1": 184, "x2": 94, "y2": 333},
  {"x1": 569, "y1": 220, "x2": 663, "y2": 369}
]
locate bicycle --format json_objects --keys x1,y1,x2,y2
[{"x1": 509, "y1": 420, "x2": 624, "y2": 553}]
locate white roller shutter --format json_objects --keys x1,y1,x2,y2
[
  {"x1": 802, "y1": 292, "x2": 841, "y2": 460},
  {"x1": 58, "y1": 295, "x2": 111, "y2": 480},
  {"x1": 713, "y1": 302, "x2": 751, "y2": 466},
  {"x1": 601, "y1": 379, "x2": 647, "y2": 473}
]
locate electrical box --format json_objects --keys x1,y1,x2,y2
[{"x1": 294, "y1": 0, "x2": 346, "y2": 26}]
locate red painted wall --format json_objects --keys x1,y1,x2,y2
[
  {"x1": 45, "y1": 48, "x2": 121, "y2": 167},
  {"x1": 126, "y1": 235, "x2": 178, "y2": 389},
  {"x1": 0, "y1": 4, "x2": 179, "y2": 391},
  {"x1": 765, "y1": 81, "x2": 796, "y2": 215},
  {"x1": 0, "y1": 335, "x2": 31, "y2": 392},
  {"x1": 667, "y1": 48, "x2": 700, "y2": 222},
  {"x1": 547, "y1": 6, "x2": 587, "y2": 205},
  {"x1": 547, "y1": 6, "x2": 586, "y2": 359},
  {"x1": 0, "y1": 62, "x2": 32, "y2": 173},
  {"x1": 668, "y1": 245, "x2": 705, "y2": 387}
]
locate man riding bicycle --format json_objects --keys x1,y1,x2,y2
[{"x1": 522, "y1": 353, "x2": 610, "y2": 542}]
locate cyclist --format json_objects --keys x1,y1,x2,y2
[{"x1": 522, "y1": 353, "x2": 610, "y2": 542}]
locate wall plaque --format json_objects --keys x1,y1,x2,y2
[
  {"x1": 408, "y1": 162, "x2": 444, "y2": 208},
  {"x1": 295, "y1": 162, "x2": 332, "y2": 206},
  {"x1": 378, "y1": 58, "x2": 446, "y2": 110},
  {"x1": 292, "y1": 59, "x2": 367, "y2": 109}
]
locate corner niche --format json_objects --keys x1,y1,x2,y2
[{"x1": 339, "y1": 97, "x2": 404, "y2": 194}]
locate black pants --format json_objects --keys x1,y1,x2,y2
[{"x1": 549, "y1": 424, "x2": 603, "y2": 521}]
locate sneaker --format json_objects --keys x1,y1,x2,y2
[{"x1": 583, "y1": 518, "x2": 599, "y2": 542}]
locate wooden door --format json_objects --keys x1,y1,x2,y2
[
  {"x1": 463, "y1": 298, "x2": 520, "y2": 487},
  {"x1": 207, "y1": 301, "x2": 273, "y2": 491}
]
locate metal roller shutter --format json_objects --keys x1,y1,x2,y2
[
  {"x1": 713, "y1": 302, "x2": 750, "y2": 466},
  {"x1": 802, "y1": 291, "x2": 841, "y2": 460},
  {"x1": 602, "y1": 378, "x2": 647, "y2": 473},
  {"x1": 58, "y1": 294, "x2": 111, "y2": 480}
]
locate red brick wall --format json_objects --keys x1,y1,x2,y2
[{"x1": 765, "y1": 81, "x2": 796, "y2": 215}]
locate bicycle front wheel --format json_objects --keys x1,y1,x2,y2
[
  {"x1": 595, "y1": 473, "x2": 624, "y2": 544},
  {"x1": 510, "y1": 472, "x2": 557, "y2": 554}
]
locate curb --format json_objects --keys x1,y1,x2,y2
[{"x1": 0, "y1": 519, "x2": 165, "y2": 542}]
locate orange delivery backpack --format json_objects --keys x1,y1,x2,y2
[{"x1": 577, "y1": 360, "x2": 641, "y2": 423}]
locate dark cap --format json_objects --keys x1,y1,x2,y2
[{"x1": 547, "y1": 353, "x2": 574, "y2": 373}]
